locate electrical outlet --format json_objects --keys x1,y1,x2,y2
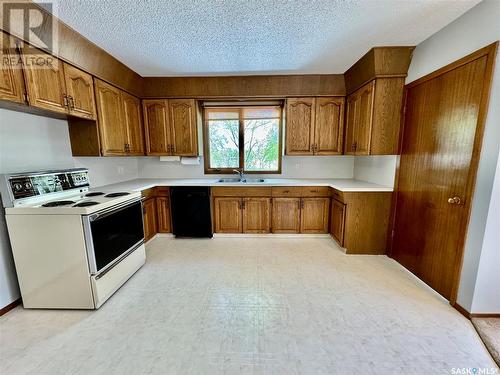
[{"x1": 117, "y1": 166, "x2": 125, "y2": 175}]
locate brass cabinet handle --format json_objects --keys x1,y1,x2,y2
[
  {"x1": 447, "y1": 196, "x2": 462, "y2": 205},
  {"x1": 62, "y1": 94, "x2": 69, "y2": 108},
  {"x1": 351, "y1": 142, "x2": 357, "y2": 152},
  {"x1": 242, "y1": 200, "x2": 245, "y2": 209},
  {"x1": 300, "y1": 199, "x2": 304, "y2": 209},
  {"x1": 69, "y1": 96, "x2": 75, "y2": 109}
]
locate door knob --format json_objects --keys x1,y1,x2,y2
[{"x1": 447, "y1": 196, "x2": 462, "y2": 205}]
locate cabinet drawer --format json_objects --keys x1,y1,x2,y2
[
  {"x1": 211, "y1": 187, "x2": 271, "y2": 197},
  {"x1": 301, "y1": 186, "x2": 330, "y2": 197},
  {"x1": 142, "y1": 188, "x2": 156, "y2": 199},
  {"x1": 271, "y1": 187, "x2": 302, "y2": 197},
  {"x1": 155, "y1": 186, "x2": 170, "y2": 197},
  {"x1": 330, "y1": 188, "x2": 344, "y2": 203}
]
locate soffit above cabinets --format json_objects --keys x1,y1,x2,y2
[{"x1": 35, "y1": 0, "x2": 480, "y2": 77}]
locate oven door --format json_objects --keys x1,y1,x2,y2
[{"x1": 83, "y1": 198, "x2": 144, "y2": 275}]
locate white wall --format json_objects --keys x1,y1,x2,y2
[
  {"x1": 0, "y1": 109, "x2": 140, "y2": 309},
  {"x1": 138, "y1": 156, "x2": 355, "y2": 179},
  {"x1": 406, "y1": 0, "x2": 500, "y2": 313},
  {"x1": 353, "y1": 156, "x2": 397, "y2": 187}
]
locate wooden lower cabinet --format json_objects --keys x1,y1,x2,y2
[
  {"x1": 300, "y1": 198, "x2": 330, "y2": 234},
  {"x1": 242, "y1": 198, "x2": 271, "y2": 233},
  {"x1": 214, "y1": 197, "x2": 242, "y2": 233},
  {"x1": 143, "y1": 197, "x2": 157, "y2": 242},
  {"x1": 329, "y1": 191, "x2": 392, "y2": 254},
  {"x1": 330, "y1": 199, "x2": 346, "y2": 245},
  {"x1": 272, "y1": 198, "x2": 301, "y2": 233},
  {"x1": 156, "y1": 196, "x2": 171, "y2": 233}
]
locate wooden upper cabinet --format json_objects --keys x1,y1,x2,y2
[
  {"x1": 63, "y1": 63, "x2": 96, "y2": 120},
  {"x1": 0, "y1": 32, "x2": 26, "y2": 104},
  {"x1": 314, "y1": 97, "x2": 344, "y2": 155},
  {"x1": 300, "y1": 198, "x2": 330, "y2": 234},
  {"x1": 272, "y1": 198, "x2": 301, "y2": 234},
  {"x1": 143, "y1": 99, "x2": 170, "y2": 155},
  {"x1": 344, "y1": 78, "x2": 403, "y2": 155},
  {"x1": 121, "y1": 92, "x2": 144, "y2": 155},
  {"x1": 169, "y1": 99, "x2": 198, "y2": 156},
  {"x1": 214, "y1": 197, "x2": 242, "y2": 233},
  {"x1": 285, "y1": 98, "x2": 315, "y2": 155},
  {"x1": 23, "y1": 50, "x2": 67, "y2": 114},
  {"x1": 242, "y1": 198, "x2": 271, "y2": 233},
  {"x1": 94, "y1": 79, "x2": 126, "y2": 155}
]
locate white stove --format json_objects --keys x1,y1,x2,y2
[{"x1": 1, "y1": 168, "x2": 146, "y2": 309}]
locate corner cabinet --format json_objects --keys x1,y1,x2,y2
[
  {"x1": 143, "y1": 98, "x2": 199, "y2": 156},
  {"x1": 285, "y1": 97, "x2": 344, "y2": 155},
  {"x1": 345, "y1": 78, "x2": 404, "y2": 155}
]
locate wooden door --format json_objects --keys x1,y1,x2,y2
[
  {"x1": 344, "y1": 94, "x2": 357, "y2": 155},
  {"x1": 143, "y1": 99, "x2": 170, "y2": 155},
  {"x1": 314, "y1": 97, "x2": 344, "y2": 155},
  {"x1": 169, "y1": 99, "x2": 198, "y2": 156},
  {"x1": 272, "y1": 198, "x2": 300, "y2": 233},
  {"x1": 391, "y1": 45, "x2": 496, "y2": 302},
  {"x1": 143, "y1": 198, "x2": 157, "y2": 242},
  {"x1": 121, "y1": 92, "x2": 144, "y2": 155},
  {"x1": 300, "y1": 198, "x2": 330, "y2": 234},
  {"x1": 242, "y1": 198, "x2": 271, "y2": 233},
  {"x1": 214, "y1": 197, "x2": 242, "y2": 233},
  {"x1": 95, "y1": 79, "x2": 126, "y2": 155},
  {"x1": 354, "y1": 81, "x2": 375, "y2": 155},
  {"x1": 285, "y1": 98, "x2": 315, "y2": 155},
  {"x1": 156, "y1": 197, "x2": 171, "y2": 233},
  {"x1": 0, "y1": 32, "x2": 26, "y2": 104},
  {"x1": 330, "y1": 199, "x2": 346, "y2": 246},
  {"x1": 63, "y1": 63, "x2": 96, "y2": 119},
  {"x1": 23, "y1": 50, "x2": 67, "y2": 114}
]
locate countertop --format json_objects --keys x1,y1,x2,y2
[{"x1": 97, "y1": 178, "x2": 393, "y2": 193}]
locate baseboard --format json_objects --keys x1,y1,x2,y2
[
  {"x1": 453, "y1": 302, "x2": 500, "y2": 319},
  {"x1": 213, "y1": 233, "x2": 331, "y2": 238},
  {"x1": 0, "y1": 298, "x2": 21, "y2": 317}
]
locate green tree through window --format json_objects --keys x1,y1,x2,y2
[{"x1": 204, "y1": 106, "x2": 281, "y2": 173}]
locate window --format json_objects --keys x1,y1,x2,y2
[{"x1": 203, "y1": 104, "x2": 282, "y2": 173}]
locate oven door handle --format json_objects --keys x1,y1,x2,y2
[{"x1": 87, "y1": 197, "x2": 142, "y2": 222}]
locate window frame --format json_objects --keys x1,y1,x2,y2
[{"x1": 202, "y1": 103, "x2": 283, "y2": 174}]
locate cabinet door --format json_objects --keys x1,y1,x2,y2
[
  {"x1": 285, "y1": 98, "x2": 315, "y2": 155},
  {"x1": 143, "y1": 99, "x2": 170, "y2": 155},
  {"x1": 63, "y1": 63, "x2": 96, "y2": 119},
  {"x1": 344, "y1": 94, "x2": 358, "y2": 155},
  {"x1": 272, "y1": 198, "x2": 300, "y2": 234},
  {"x1": 314, "y1": 97, "x2": 344, "y2": 155},
  {"x1": 143, "y1": 198, "x2": 157, "y2": 242},
  {"x1": 169, "y1": 99, "x2": 198, "y2": 156},
  {"x1": 122, "y1": 92, "x2": 145, "y2": 155},
  {"x1": 354, "y1": 81, "x2": 375, "y2": 155},
  {"x1": 242, "y1": 198, "x2": 271, "y2": 233},
  {"x1": 300, "y1": 198, "x2": 330, "y2": 234},
  {"x1": 156, "y1": 197, "x2": 171, "y2": 233},
  {"x1": 214, "y1": 197, "x2": 242, "y2": 233},
  {"x1": 330, "y1": 199, "x2": 346, "y2": 246},
  {"x1": 95, "y1": 79, "x2": 126, "y2": 155},
  {"x1": 23, "y1": 50, "x2": 67, "y2": 114},
  {"x1": 0, "y1": 32, "x2": 26, "y2": 104}
]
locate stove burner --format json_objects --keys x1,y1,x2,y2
[
  {"x1": 42, "y1": 200, "x2": 75, "y2": 207},
  {"x1": 85, "y1": 192, "x2": 105, "y2": 197},
  {"x1": 104, "y1": 192, "x2": 130, "y2": 198},
  {"x1": 73, "y1": 201, "x2": 99, "y2": 207}
]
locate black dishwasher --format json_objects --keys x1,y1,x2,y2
[{"x1": 170, "y1": 187, "x2": 213, "y2": 238}]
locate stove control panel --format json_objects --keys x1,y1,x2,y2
[{"x1": 7, "y1": 169, "x2": 90, "y2": 200}]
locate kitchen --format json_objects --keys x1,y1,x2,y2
[{"x1": 0, "y1": 0, "x2": 499, "y2": 374}]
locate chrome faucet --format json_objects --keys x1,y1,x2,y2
[{"x1": 233, "y1": 168, "x2": 244, "y2": 181}]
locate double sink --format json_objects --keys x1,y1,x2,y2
[{"x1": 217, "y1": 178, "x2": 265, "y2": 184}]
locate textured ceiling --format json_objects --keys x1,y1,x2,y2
[{"x1": 39, "y1": 0, "x2": 481, "y2": 76}]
